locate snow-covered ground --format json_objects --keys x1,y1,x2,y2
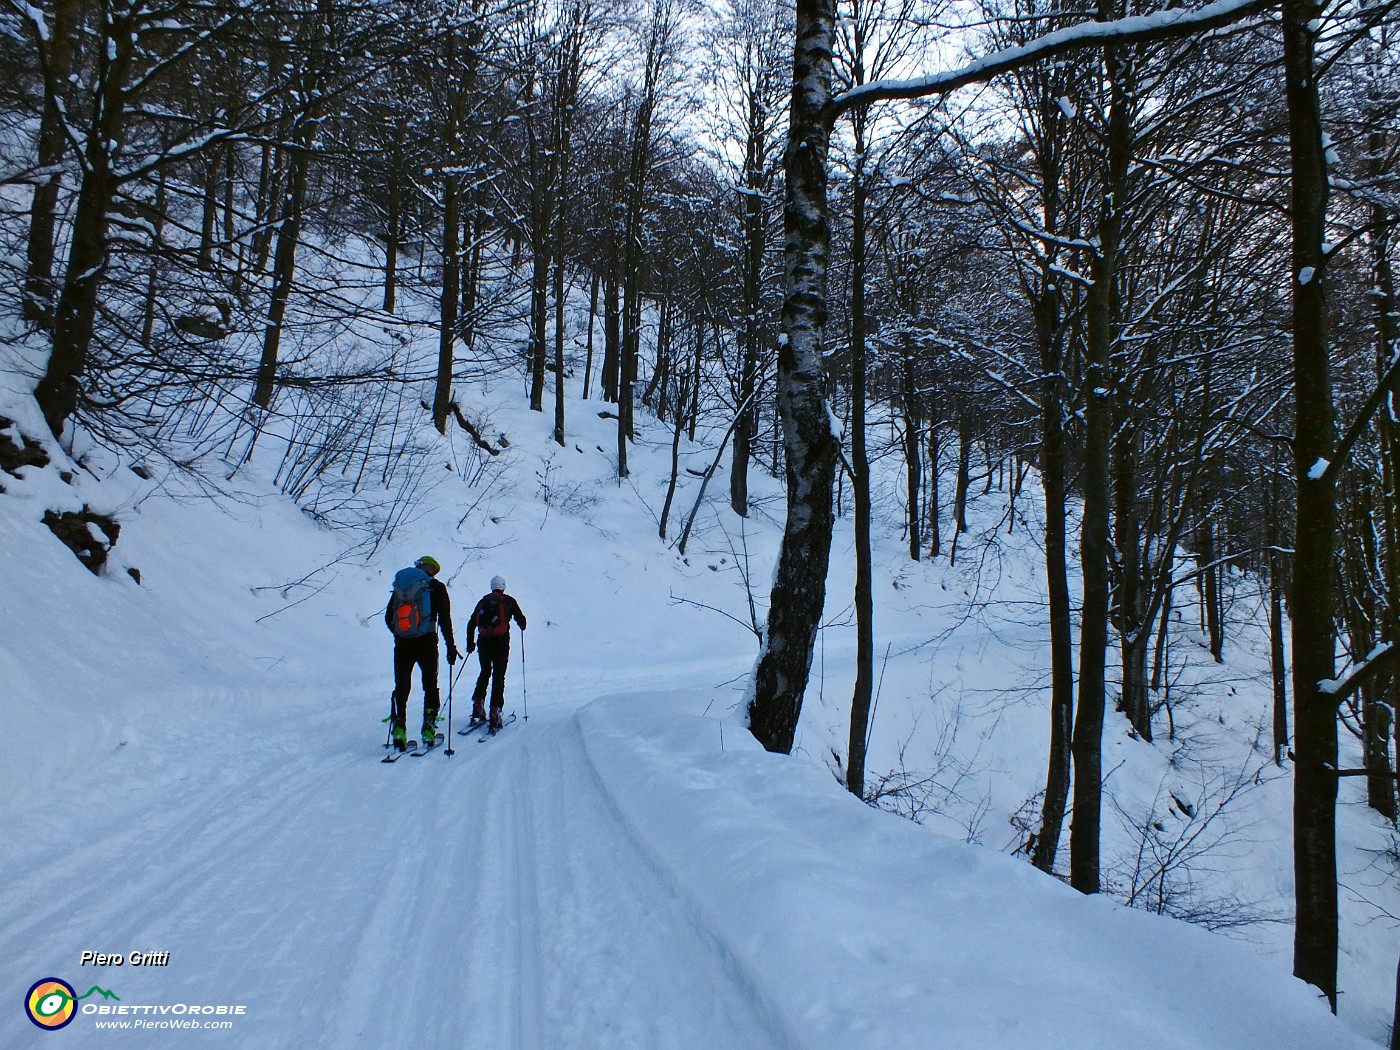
[{"x1": 0, "y1": 347, "x2": 1390, "y2": 1047}]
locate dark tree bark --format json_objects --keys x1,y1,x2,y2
[
  {"x1": 1113, "y1": 389, "x2": 1151, "y2": 740},
  {"x1": 529, "y1": 218, "x2": 552, "y2": 413},
  {"x1": 1070, "y1": 0, "x2": 1130, "y2": 896},
  {"x1": 902, "y1": 349, "x2": 922, "y2": 562},
  {"x1": 382, "y1": 119, "x2": 406, "y2": 315},
  {"x1": 953, "y1": 409, "x2": 972, "y2": 535},
  {"x1": 583, "y1": 270, "x2": 599, "y2": 400},
  {"x1": 602, "y1": 266, "x2": 620, "y2": 402},
  {"x1": 23, "y1": 0, "x2": 77, "y2": 329},
  {"x1": 253, "y1": 137, "x2": 311, "y2": 411},
  {"x1": 730, "y1": 98, "x2": 770, "y2": 518},
  {"x1": 927, "y1": 420, "x2": 941, "y2": 557},
  {"x1": 35, "y1": 2, "x2": 136, "y2": 438},
  {"x1": 1268, "y1": 457, "x2": 1291, "y2": 767},
  {"x1": 846, "y1": 104, "x2": 874, "y2": 798},
  {"x1": 1283, "y1": 0, "x2": 1340, "y2": 1008},
  {"x1": 435, "y1": 166, "x2": 461, "y2": 434},
  {"x1": 747, "y1": 0, "x2": 839, "y2": 754},
  {"x1": 1032, "y1": 281, "x2": 1076, "y2": 875}
]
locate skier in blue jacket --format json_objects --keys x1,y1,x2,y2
[{"x1": 384, "y1": 556, "x2": 460, "y2": 750}]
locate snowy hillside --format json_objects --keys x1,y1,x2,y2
[{"x1": 0, "y1": 355, "x2": 1388, "y2": 1049}]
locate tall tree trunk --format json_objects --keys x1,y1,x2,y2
[
  {"x1": 731, "y1": 104, "x2": 768, "y2": 518},
  {"x1": 1033, "y1": 283, "x2": 1076, "y2": 875},
  {"x1": 1114, "y1": 394, "x2": 1151, "y2": 740},
  {"x1": 747, "y1": 0, "x2": 839, "y2": 754},
  {"x1": 554, "y1": 257, "x2": 568, "y2": 445},
  {"x1": 434, "y1": 168, "x2": 460, "y2": 434},
  {"x1": 660, "y1": 363, "x2": 690, "y2": 541},
  {"x1": 1368, "y1": 192, "x2": 1400, "y2": 820},
  {"x1": 903, "y1": 349, "x2": 921, "y2": 562},
  {"x1": 1269, "y1": 458, "x2": 1290, "y2": 766},
  {"x1": 618, "y1": 280, "x2": 636, "y2": 476},
  {"x1": 927, "y1": 420, "x2": 941, "y2": 557},
  {"x1": 602, "y1": 265, "x2": 620, "y2": 402},
  {"x1": 141, "y1": 170, "x2": 166, "y2": 350},
  {"x1": 1070, "y1": 9, "x2": 1130, "y2": 896},
  {"x1": 847, "y1": 110, "x2": 874, "y2": 798},
  {"x1": 530, "y1": 229, "x2": 551, "y2": 413},
  {"x1": 583, "y1": 270, "x2": 599, "y2": 400},
  {"x1": 199, "y1": 155, "x2": 218, "y2": 270},
  {"x1": 23, "y1": 0, "x2": 77, "y2": 328},
  {"x1": 1283, "y1": 0, "x2": 1340, "y2": 1007},
  {"x1": 252, "y1": 141, "x2": 279, "y2": 275},
  {"x1": 253, "y1": 137, "x2": 310, "y2": 411},
  {"x1": 35, "y1": 3, "x2": 135, "y2": 438},
  {"x1": 463, "y1": 202, "x2": 484, "y2": 353},
  {"x1": 382, "y1": 125, "x2": 404, "y2": 314},
  {"x1": 954, "y1": 410, "x2": 972, "y2": 534},
  {"x1": 617, "y1": 22, "x2": 662, "y2": 476}
]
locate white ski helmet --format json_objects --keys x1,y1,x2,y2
[{"x1": 490, "y1": 575, "x2": 506, "y2": 592}]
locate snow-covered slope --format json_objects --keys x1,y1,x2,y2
[{"x1": 0, "y1": 371, "x2": 1382, "y2": 1048}]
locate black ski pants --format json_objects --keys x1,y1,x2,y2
[
  {"x1": 392, "y1": 635, "x2": 440, "y2": 730},
  {"x1": 471, "y1": 636, "x2": 510, "y2": 712}
]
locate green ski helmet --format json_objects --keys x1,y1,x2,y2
[{"x1": 415, "y1": 556, "x2": 441, "y2": 575}]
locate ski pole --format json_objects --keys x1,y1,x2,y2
[
  {"x1": 445, "y1": 654, "x2": 462, "y2": 756},
  {"x1": 385, "y1": 693, "x2": 395, "y2": 749},
  {"x1": 520, "y1": 627, "x2": 529, "y2": 722}
]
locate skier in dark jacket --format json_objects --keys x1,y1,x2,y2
[
  {"x1": 467, "y1": 575, "x2": 527, "y2": 731},
  {"x1": 384, "y1": 556, "x2": 460, "y2": 750}
]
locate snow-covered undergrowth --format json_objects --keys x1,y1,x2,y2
[{"x1": 1, "y1": 264, "x2": 1392, "y2": 1047}]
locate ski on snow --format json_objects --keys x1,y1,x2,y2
[
  {"x1": 381, "y1": 740, "x2": 418, "y2": 763},
  {"x1": 410, "y1": 735, "x2": 444, "y2": 757},
  {"x1": 480, "y1": 713, "x2": 517, "y2": 740},
  {"x1": 382, "y1": 713, "x2": 517, "y2": 761}
]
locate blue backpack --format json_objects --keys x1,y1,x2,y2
[{"x1": 389, "y1": 567, "x2": 433, "y2": 638}]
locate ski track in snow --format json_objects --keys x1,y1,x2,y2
[{"x1": 1, "y1": 702, "x2": 791, "y2": 1050}]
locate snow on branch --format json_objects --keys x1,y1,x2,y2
[
  {"x1": 831, "y1": 0, "x2": 1276, "y2": 119},
  {"x1": 1319, "y1": 642, "x2": 1400, "y2": 707}
]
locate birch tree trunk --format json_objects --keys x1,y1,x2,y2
[{"x1": 747, "y1": 0, "x2": 839, "y2": 754}]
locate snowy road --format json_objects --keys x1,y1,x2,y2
[
  {"x1": 3, "y1": 696, "x2": 790, "y2": 1049},
  {"x1": 2, "y1": 689, "x2": 1371, "y2": 1050}
]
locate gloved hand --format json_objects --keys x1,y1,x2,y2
[
  {"x1": 466, "y1": 641, "x2": 475, "y2": 655},
  {"x1": 447, "y1": 646, "x2": 460, "y2": 666}
]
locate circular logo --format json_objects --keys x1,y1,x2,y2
[{"x1": 26, "y1": 978, "x2": 77, "y2": 1031}]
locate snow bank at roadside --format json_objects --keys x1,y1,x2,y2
[{"x1": 575, "y1": 692, "x2": 1368, "y2": 1050}]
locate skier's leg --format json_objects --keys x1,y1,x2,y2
[
  {"x1": 391, "y1": 643, "x2": 413, "y2": 748},
  {"x1": 488, "y1": 645, "x2": 507, "y2": 727},
  {"x1": 471, "y1": 645, "x2": 490, "y2": 721},
  {"x1": 420, "y1": 642, "x2": 441, "y2": 740}
]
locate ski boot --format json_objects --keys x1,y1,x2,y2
[{"x1": 392, "y1": 724, "x2": 408, "y2": 752}]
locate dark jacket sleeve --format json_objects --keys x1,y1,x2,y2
[
  {"x1": 384, "y1": 596, "x2": 393, "y2": 632},
  {"x1": 510, "y1": 595, "x2": 527, "y2": 630},
  {"x1": 431, "y1": 580, "x2": 455, "y2": 648}
]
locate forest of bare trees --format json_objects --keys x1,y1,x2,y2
[{"x1": 2, "y1": 0, "x2": 1397, "y2": 1016}]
